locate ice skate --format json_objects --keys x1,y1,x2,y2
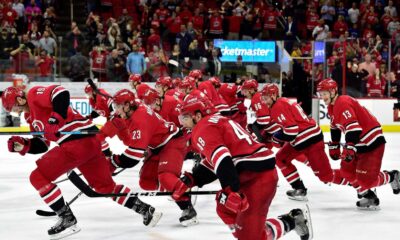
[
  {"x1": 142, "y1": 206, "x2": 163, "y2": 227},
  {"x1": 389, "y1": 170, "x2": 400, "y2": 194},
  {"x1": 357, "y1": 189, "x2": 380, "y2": 211},
  {"x1": 179, "y1": 206, "x2": 199, "y2": 227},
  {"x1": 48, "y1": 205, "x2": 81, "y2": 240},
  {"x1": 286, "y1": 188, "x2": 308, "y2": 201},
  {"x1": 290, "y1": 206, "x2": 313, "y2": 240}
]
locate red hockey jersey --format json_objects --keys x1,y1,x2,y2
[
  {"x1": 190, "y1": 114, "x2": 275, "y2": 173},
  {"x1": 269, "y1": 97, "x2": 323, "y2": 150},
  {"x1": 165, "y1": 88, "x2": 185, "y2": 101},
  {"x1": 158, "y1": 95, "x2": 182, "y2": 127},
  {"x1": 198, "y1": 81, "x2": 230, "y2": 113},
  {"x1": 27, "y1": 85, "x2": 96, "y2": 144},
  {"x1": 120, "y1": 104, "x2": 180, "y2": 162},
  {"x1": 89, "y1": 88, "x2": 113, "y2": 119},
  {"x1": 328, "y1": 95, "x2": 386, "y2": 152}
]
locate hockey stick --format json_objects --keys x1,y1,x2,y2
[
  {"x1": 36, "y1": 192, "x2": 83, "y2": 217},
  {"x1": 68, "y1": 170, "x2": 218, "y2": 198},
  {"x1": 36, "y1": 169, "x2": 126, "y2": 217},
  {"x1": 0, "y1": 130, "x2": 99, "y2": 135},
  {"x1": 87, "y1": 78, "x2": 113, "y2": 99}
]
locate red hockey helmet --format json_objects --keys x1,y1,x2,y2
[
  {"x1": 128, "y1": 74, "x2": 142, "y2": 83},
  {"x1": 261, "y1": 83, "x2": 279, "y2": 97},
  {"x1": 142, "y1": 88, "x2": 160, "y2": 105},
  {"x1": 113, "y1": 89, "x2": 136, "y2": 106},
  {"x1": 156, "y1": 76, "x2": 172, "y2": 88},
  {"x1": 172, "y1": 77, "x2": 182, "y2": 88},
  {"x1": 189, "y1": 69, "x2": 203, "y2": 79},
  {"x1": 180, "y1": 95, "x2": 211, "y2": 116},
  {"x1": 208, "y1": 76, "x2": 221, "y2": 88},
  {"x1": 180, "y1": 76, "x2": 196, "y2": 90},
  {"x1": 84, "y1": 84, "x2": 93, "y2": 94},
  {"x1": 242, "y1": 79, "x2": 259, "y2": 90},
  {"x1": 317, "y1": 78, "x2": 338, "y2": 92},
  {"x1": 1, "y1": 87, "x2": 24, "y2": 112},
  {"x1": 136, "y1": 84, "x2": 151, "y2": 100}
]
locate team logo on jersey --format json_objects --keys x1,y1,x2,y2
[{"x1": 32, "y1": 120, "x2": 45, "y2": 131}]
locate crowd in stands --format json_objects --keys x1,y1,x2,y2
[{"x1": 0, "y1": 0, "x2": 400, "y2": 98}]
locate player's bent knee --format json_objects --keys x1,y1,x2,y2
[
  {"x1": 158, "y1": 172, "x2": 179, "y2": 192},
  {"x1": 29, "y1": 168, "x2": 51, "y2": 190},
  {"x1": 93, "y1": 182, "x2": 116, "y2": 194},
  {"x1": 317, "y1": 173, "x2": 334, "y2": 183},
  {"x1": 139, "y1": 177, "x2": 159, "y2": 191},
  {"x1": 357, "y1": 175, "x2": 378, "y2": 189}
]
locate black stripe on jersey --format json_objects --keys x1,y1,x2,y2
[
  {"x1": 331, "y1": 128, "x2": 341, "y2": 142},
  {"x1": 52, "y1": 89, "x2": 70, "y2": 119},
  {"x1": 293, "y1": 131, "x2": 324, "y2": 151},
  {"x1": 192, "y1": 164, "x2": 217, "y2": 188},
  {"x1": 231, "y1": 146, "x2": 266, "y2": 159},
  {"x1": 356, "y1": 136, "x2": 386, "y2": 153},
  {"x1": 235, "y1": 157, "x2": 276, "y2": 173}
]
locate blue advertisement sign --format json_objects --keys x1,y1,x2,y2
[
  {"x1": 313, "y1": 41, "x2": 325, "y2": 64},
  {"x1": 214, "y1": 40, "x2": 276, "y2": 63}
]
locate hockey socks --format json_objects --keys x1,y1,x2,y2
[{"x1": 39, "y1": 184, "x2": 66, "y2": 213}]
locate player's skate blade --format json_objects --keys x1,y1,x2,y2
[
  {"x1": 180, "y1": 207, "x2": 199, "y2": 227},
  {"x1": 143, "y1": 207, "x2": 162, "y2": 227},
  {"x1": 389, "y1": 170, "x2": 400, "y2": 194},
  {"x1": 286, "y1": 189, "x2": 308, "y2": 202},
  {"x1": 49, "y1": 225, "x2": 81, "y2": 240},
  {"x1": 356, "y1": 191, "x2": 380, "y2": 211},
  {"x1": 292, "y1": 206, "x2": 313, "y2": 240}
]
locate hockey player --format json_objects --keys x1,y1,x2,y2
[
  {"x1": 165, "y1": 77, "x2": 186, "y2": 101},
  {"x1": 173, "y1": 96, "x2": 312, "y2": 240},
  {"x1": 101, "y1": 89, "x2": 198, "y2": 226},
  {"x1": 188, "y1": 69, "x2": 203, "y2": 86},
  {"x1": 142, "y1": 87, "x2": 182, "y2": 127},
  {"x1": 1, "y1": 86, "x2": 162, "y2": 239},
  {"x1": 219, "y1": 82, "x2": 247, "y2": 129},
  {"x1": 261, "y1": 84, "x2": 350, "y2": 201},
  {"x1": 198, "y1": 76, "x2": 231, "y2": 114},
  {"x1": 84, "y1": 84, "x2": 113, "y2": 156},
  {"x1": 128, "y1": 73, "x2": 150, "y2": 100},
  {"x1": 317, "y1": 79, "x2": 400, "y2": 209}
]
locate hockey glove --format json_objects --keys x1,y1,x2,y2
[
  {"x1": 8, "y1": 136, "x2": 30, "y2": 156},
  {"x1": 44, "y1": 112, "x2": 65, "y2": 141},
  {"x1": 341, "y1": 143, "x2": 357, "y2": 162},
  {"x1": 328, "y1": 141, "x2": 341, "y2": 160},
  {"x1": 172, "y1": 172, "x2": 195, "y2": 201},
  {"x1": 216, "y1": 187, "x2": 249, "y2": 215}
]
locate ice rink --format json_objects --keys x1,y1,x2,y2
[{"x1": 1, "y1": 133, "x2": 400, "y2": 240}]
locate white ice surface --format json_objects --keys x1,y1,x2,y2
[{"x1": 1, "y1": 133, "x2": 400, "y2": 240}]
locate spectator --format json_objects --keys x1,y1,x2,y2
[
  {"x1": 27, "y1": 22, "x2": 41, "y2": 54},
  {"x1": 207, "y1": 48, "x2": 222, "y2": 76},
  {"x1": 25, "y1": 0, "x2": 42, "y2": 31},
  {"x1": 186, "y1": 21, "x2": 197, "y2": 39},
  {"x1": 147, "y1": 28, "x2": 161, "y2": 51},
  {"x1": 107, "y1": 21, "x2": 121, "y2": 49},
  {"x1": 147, "y1": 45, "x2": 168, "y2": 79},
  {"x1": 2, "y1": 2, "x2": 18, "y2": 29},
  {"x1": 166, "y1": 11, "x2": 183, "y2": 47},
  {"x1": 65, "y1": 25, "x2": 85, "y2": 57},
  {"x1": 348, "y1": 2, "x2": 360, "y2": 25},
  {"x1": 381, "y1": 9, "x2": 393, "y2": 37},
  {"x1": 126, "y1": 43, "x2": 146, "y2": 75},
  {"x1": 0, "y1": 28, "x2": 12, "y2": 81},
  {"x1": 263, "y1": 5, "x2": 281, "y2": 37},
  {"x1": 306, "y1": 6, "x2": 320, "y2": 39},
  {"x1": 348, "y1": 23, "x2": 360, "y2": 38},
  {"x1": 366, "y1": 68, "x2": 386, "y2": 97},
  {"x1": 227, "y1": 8, "x2": 243, "y2": 40},
  {"x1": 35, "y1": 49, "x2": 54, "y2": 81},
  {"x1": 168, "y1": 44, "x2": 183, "y2": 77},
  {"x1": 384, "y1": 0, "x2": 397, "y2": 18},
  {"x1": 320, "y1": 0, "x2": 335, "y2": 28},
  {"x1": 42, "y1": 7, "x2": 56, "y2": 31},
  {"x1": 67, "y1": 46, "x2": 90, "y2": 82},
  {"x1": 39, "y1": 30, "x2": 57, "y2": 56},
  {"x1": 312, "y1": 19, "x2": 329, "y2": 40},
  {"x1": 208, "y1": 9, "x2": 223, "y2": 39},
  {"x1": 106, "y1": 49, "x2": 127, "y2": 82},
  {"x1": 187, "y1": 39, "x2": 202, "y2": 60},
  {"x1": 346, "y1": 62, "x2": 368, "y2": 97},
  {"x1": 11, "y1": 0, "x2": 24, "y2": 33},
  {"x1": 359, "y1": 53, "x2": 377, "y2": 95},
  {"x1": 10, "y1": 35, "x2": 34, "y2": 74},
  {"x1": 192, "y1": 8, "x2": 205, "y2": 34},
  {"x1": 117, "y1": 8, "x2": 133, "y2": 29},
  {"x1": 388, "y1": 17, "x2": 400, "y2": 38},
  {"x1": 89, "y1": 45, "x2": 108, "y2": 82},
  {"x1": 333, "y1": 15, "x2": 348, "y2": 38},
  {"x1": 241, "y1": 12, "x2": 257, "y2": 40},
  {"x1": 176, "y1": 24, "x2": 193, "y2": 57},
  {"x1": 336, "y1": 2, "x2": 348, "y2": 20}
]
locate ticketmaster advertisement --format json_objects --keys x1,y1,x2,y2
[{"x1": 214, "y1": 40, "x2": 276, "y2": 62}]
